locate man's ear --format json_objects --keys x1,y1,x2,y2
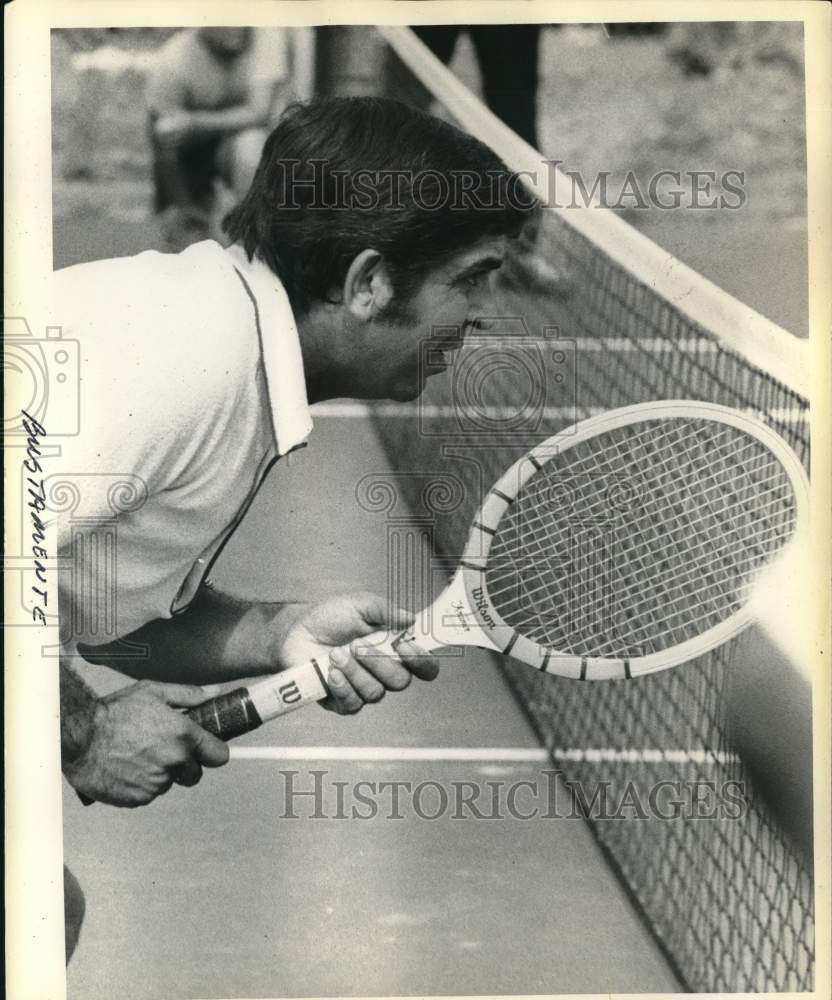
[{"x1": 342, "y1": 249, "x2": 395, "y2": 321}]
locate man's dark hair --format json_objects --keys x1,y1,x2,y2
[{"x1": 223, "y1": 97, "x2": 536, "y2": 316}]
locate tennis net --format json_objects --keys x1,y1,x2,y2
[{"x1": 365, "y1": 27, "x2": 814, "y2": 993}]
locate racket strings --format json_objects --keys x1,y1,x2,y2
[
  {"x1": 490, "y1": 448, "x2": 796, "y2": 652},
  {"x1": 503, "y1": 424, "x2": 788, "y2": 530},
  {"x1": 486, "y1": 428, "x2": 793, "y2": 601},
  {"x1": 483, "y1": 419, "x2": 798, "y2": 657},
  {"x1": 489, "y1": 533, "x2": 746, "y2": 654},
  {"x1": 494, "y1": 438, "x2": 784, "y2": 577},
  {"x1": 496, "y1": 423, "x2": 795, "y2": 560},
  {"x1": 500, "y1": 432, "x2": 792, "y2": 648},
  {"x1": 489, "y1": 517, "x2": 794, "y2": 638},
  {"x1": 487, "y1": 452, "x2": 793, "y2": 593}
]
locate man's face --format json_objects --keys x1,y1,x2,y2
[{"x1": 355, "y1": 238, "x2": 508, "y2": 402}]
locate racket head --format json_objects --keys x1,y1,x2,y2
[{"x1": 454, "y1": 401, "x2": 808, "y2": 680}]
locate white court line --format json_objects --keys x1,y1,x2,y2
[
  {"x1": 311, "y1": 403, "x2": 602, "y2": 419},
  {"x1": 553, "y1": 748, "x2": 739, "y2": 765},
  {"x1": 231, "y1": 746, "x2": 549, "y2": 762},
  {"x1": 311, "y1": 402, "x2": 806, "y2": 424},
  {"x1": 230, "y1": 746, "x2": 738, "y2": 765}
]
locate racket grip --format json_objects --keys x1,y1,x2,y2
[
  {"x1": 79, "y1": 639, "x2": 408, "y2": 803},
  {"x1": 77, "y1": 662, "x2": 334, "y2": 806},
  {"x1": 188, "y1": 658, "x2": 332, "y2": 741},
  {"x1": 187, "y1": 687, "x2": 264, "y2": 740},
  {"x1": 186, "y1": 632, "x2": 411, "y2": 742}
]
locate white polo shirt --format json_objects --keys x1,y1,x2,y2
[{"x1": 54, "y1": 240, "x2": 312, "y2": 647}]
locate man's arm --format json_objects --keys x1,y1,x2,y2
[
  {"x1": 60, "y1": 662, "x2": 98, "y2": 766},
  {"x1": 146, "y1": 36, "x2": 272, "y2": 145},
  {"x1": 171, "y1": 26, "x2": 295, "y2": 137},
  {"x1": 79, "y1": 583, "x2": 304, "y2": 684},
  {"x1": 79, "y1": 585, "x2": 440, "y2": 716},
  {"x1": 153, "y1": 82, "x2": 277, "y2": 146},
  {"x1": 60, "y1": 661, "x2": 229, "y2": 806}
]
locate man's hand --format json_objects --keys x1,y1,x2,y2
[
  {"x1": 63, "y1": 681, "x2": 229, "y2": 807},
  {"x1": 275, "y1": 593, "x2": 440, "y2": 715}
]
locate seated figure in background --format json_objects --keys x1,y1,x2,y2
[
  {"x1": 390, "y1": 25, "x2": 541, "y2": 149},
  {"x1": 147, "y1": 27, "x2": 308, "y2": 249}
]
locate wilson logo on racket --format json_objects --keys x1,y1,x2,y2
[
  {"x1": 471, "y1": 588, "x2": 496, "y2": 629},
  {"x1": 279, "y1": 681, "x2": 303, "y2": 705}
]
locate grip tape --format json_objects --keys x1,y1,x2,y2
[{"x1": 187, "y1": 687, "x2": 263, "y2": 741}]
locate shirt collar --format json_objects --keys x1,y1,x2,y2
[{"x1": 225, "y1": 243, "x2": 313, "y2": 457}]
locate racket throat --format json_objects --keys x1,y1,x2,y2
[{"x1": 411, "y1": 569, "x2": 502, "y2": 654}]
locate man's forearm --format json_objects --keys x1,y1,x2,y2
[
  {"x1": 78, "y1": 583, "x2": 306, "y2": 684},
  {"x1": 60, "y1": 662, "x2": 99, "y2": 767},
  {"x1": 186, "y1": 104, "x2": 267, "y2": 138}
]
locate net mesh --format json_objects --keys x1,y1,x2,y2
[
  {"x1": 485, "y1": 417, "x2": 799, "y2": 658},
  {"x1": 367, "y1": 28, "x2": 814, "y2": 993}
]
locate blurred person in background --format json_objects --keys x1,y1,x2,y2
[
  {"x1": 392, "y1": 25, "x2": 541, "y2": 149},
  {"x1": 384, "y1": 25, "x2": 557, "y2": 294},
  {"x1": 147, "y1": 27, "x2": 312, "y2": 249}
]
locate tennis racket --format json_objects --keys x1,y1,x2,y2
[{"x1": 189, "y1": 400, "x2": 808, "y2": 740}]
